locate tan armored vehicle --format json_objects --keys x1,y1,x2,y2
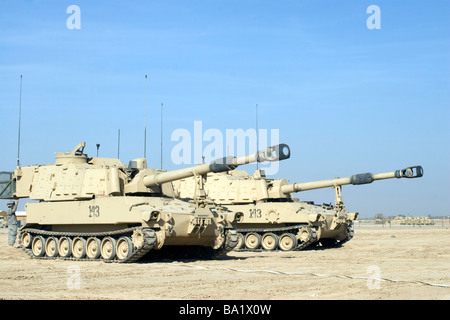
[
  {"x1": 174, "y1": 165, "x2": 423, "y2": 251},
  {"x1": 0, "y1": 142, "x2": 287, "y2": 262},
  {"x1": 400, "y1": 216, "x2": 434, "y2": 226}
]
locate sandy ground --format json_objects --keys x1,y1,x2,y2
[{"x1": 0, "y1": 226, "x2": 449, "y2": 301}]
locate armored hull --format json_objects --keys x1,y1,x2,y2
[{"x1": 19, "y1": 196, "x2": 238, "y2": 262}]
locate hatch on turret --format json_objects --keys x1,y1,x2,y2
[{"x1": 55, "y1": 142, "x2": 88, "y2": 165}]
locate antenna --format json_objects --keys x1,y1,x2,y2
[
  {"x1": 117, "y1": 129, "x2": 120, "y2": 159},
  {"x1": 160, "y1": 102, "x2": 163, "y2": 169},
  {"x1": 256, "y1": 103, "x2": 259, "y2": 170},
  {"x1": 17, "y1": 75, "x2": 23, "y2": 168},
  {"x1": 144, "y1": 74, "x2": 148, "y2": 158}
]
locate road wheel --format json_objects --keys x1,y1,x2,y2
[
  {"x1": 45, "y1": 236, "x2": 59, "y2": 258},
  {"x1": 72, "y1": 237, "x2": 86, "y2": 259},
  {"x1": 245, "y1": 232, "x2": 261, "y2": 250},
  {"x1": 31, "y1": 235, "x2": 46, "y2": 257},
  {"x1": 86, "y1": 237, "x2": 101, "y2": 259},
  {"x1": 116, "y1": 236, "x2": 133, "y2": 260},
  {"x1": 21, "y1": 232, "x2": 32, "y2": 249},
  {"x1": 261, "y1": 233, "x2": 279, "y2": 251},
  {"x1": 59, "y1": 237, "x2": 72, "y2": 258},
  {"x1": 235, "y1": 233, "x2": 245, "y2": 250},
  {"x1": 279, "y1": 233, "x2": 298, "y2": 251},
  {"x1": 101, "y1": 237, "x2": 116, "y2": 260}
]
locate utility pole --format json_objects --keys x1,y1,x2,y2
[
  {"x1": 144, "y1": 74, "x2": 148, "y2": 158},
  {"x1": 117, "y1": 129, "x2": 120, "y2": 159},
  {"x1": 160, "y1": 102, "x2": 163, "y2": 169},
  {"x1": 256, "y1": 103, "x2": 259, "y2": 170},
  {"x1": 17, "y1": 75, "x2": 23, "y2": 168}
]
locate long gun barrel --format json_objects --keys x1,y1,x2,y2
[
  {"x1": 280, "y1": 166, "x2": 423, "y2": 194},
  {"x1": 143, "y1": 144, "x2": 290, "y2": 187}
]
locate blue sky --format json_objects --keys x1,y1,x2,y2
[{"x1": 1, "y1": 0, "x2": 449, "y2": 218}]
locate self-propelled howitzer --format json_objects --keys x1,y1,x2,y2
[
  {"x1": 173, "y1": 166, "x2": 423, "y2": 251},
  {"x1": 5, "y1": 142, "x2": 289, "y2": 262}
]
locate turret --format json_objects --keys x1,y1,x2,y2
[{"x1": 173, "y1": 166, "x2": 423, "y2": 206}]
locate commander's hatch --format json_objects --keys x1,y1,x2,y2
[{"x1": 252, "y1": 169, "x2": 267, "y2": 179}]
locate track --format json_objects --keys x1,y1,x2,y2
[
  {"x1": 235, "y1": 224, "x2": 318, "y2": 252},
  {"x1": 19, "y1": 227, "x2": 156, "y2": 263},
  {"x1": 18, "y1": 227, "x2": 238, "y2": 263}
]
